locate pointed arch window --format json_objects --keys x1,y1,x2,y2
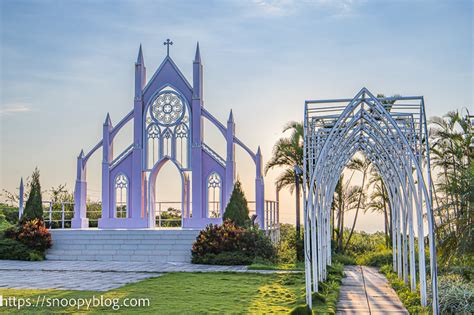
[
  {"x1": 175, "y1": 123, "x2": 189, "y2": 167},
  {"x1": 207, "y1": 172, "x2": 222, "y2": 218},
  {"x1": 162, "y1": 128, "x2": 173, "y2": 158},
  {"x1": 147, "y1": 124, "x2": 160, "y2": 169},
  {"x1": 115, "y1": 174, "x2": 128, "y2": 218}
]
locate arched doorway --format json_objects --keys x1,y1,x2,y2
[{"x1": 147, "y1": 158, "x2": 190, "y2": 228}]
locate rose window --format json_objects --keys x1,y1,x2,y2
[{"x1": 151, "y1": 92, "x2": 184, "y2": 125}]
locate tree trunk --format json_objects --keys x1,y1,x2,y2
[
  {"x1": 338, "y1": 203, "x2": 344, "y2": 252},
  {"x1": 382, "y1": 180, "x2": 389, "y2": 247},
  {"x1": 295, "y1": 176, "x2": 301, "y2": 241}
]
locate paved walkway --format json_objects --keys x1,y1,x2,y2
[
  {"x1": 336, "y1": 266, "x2": 408, "y2": 315},
  {"x1": 0, "y1": 260, "x2": 296, "y2": 291}
]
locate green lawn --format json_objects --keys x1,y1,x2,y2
[
  {"x1": 0, "y1": 272, "x2": 307, "y2": 314},
  {"x1": 248, "y1": 262, "x2": 305, "y2": 271}
]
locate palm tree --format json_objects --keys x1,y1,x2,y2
[
  {"x1": 266, "y1": 121, "x2": 304, "y2": 239},
  {"x1": 332, "y1": 174, "x2": 362, "y2": 252},
  {"x1": 343, "y1": 156, "x2": 370, "y2": 251},
  {"x1": 366, "y1": 169, "x2": 392, "y2": 247}
]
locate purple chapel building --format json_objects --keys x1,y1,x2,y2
[{"x1": 70, "y1": 41, "x2": 276, "y2": 230}]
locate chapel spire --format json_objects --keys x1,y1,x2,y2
[
  {"x1": 136, "y1": 44, "x2": 144, "y2": 65},
  {"x1": 194, "y1": 42, "x2": 201, "y2": 63}
]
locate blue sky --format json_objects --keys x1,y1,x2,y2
[{"x1": 1, "y1": 0, "x2": 472, "y2": 230}]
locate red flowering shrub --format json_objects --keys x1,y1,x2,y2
[
  {"x1": 192, "y1": 220, "x2": 275, "y2": 265},
  {"x1": 16, "y1": 219, "x2": 52, "y2": 251}
]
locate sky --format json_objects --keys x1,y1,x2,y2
[{"x1": 0, "y1": 0, "x2": 472, "y2": 232}]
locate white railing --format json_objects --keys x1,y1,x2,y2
[
  {"x1": 41, "y1": 200, "x2": 279, "y2": 235},
  {"x1": 41, "y1": 201, "x2": 101, "y2": 229}
]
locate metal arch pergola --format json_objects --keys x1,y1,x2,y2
[{"x1": 302, "y1": 88, "x2": 439, "y2": 314}]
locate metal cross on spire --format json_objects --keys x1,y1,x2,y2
[{"x1": 164, "y1": 39, "x2": 173, "y2": 56}]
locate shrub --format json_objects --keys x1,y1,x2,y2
[
  {"x1": 380, "y1": 264, "x2": 430, "y2": 314},
  {"x1": 223, "y1": 181, "x2": 250, "y2": 227},
  {"x1": 343, "y1": 230, "x2": 387, "y2": 257},
  {"x1": 355, "y1": 247, "x2": 392, "y2": 267},
  {"x1": 0, "y1": 212, "x2": 13, "y2": 232},
  {"x1": 16, "y1": 219, "x2": 52, "y2": 251},
  {"x1": 432, "y1": 274, "x2": 474, "y2": 314},
  {"x1": 443, "y1": 265, "x2": 474, "y2": 282},
  {"x1": 332, "y1": 253, "x2": 356, "y2": 265},
  {"x1": 276, "y1": 224, "x2": 305, "y2": 264},
  {"x1": 0, "y1": 238, "x2": 44, "y2": 261},
  {"x1": 192, "y1": 252, "x2": 254, "y2": 265},
  {"x1": 22, "y1": 168, "x2": 43, "y2": 221},
  {"x1": 0, "y1": 203, "x2": 19, "y2": 226},
  {"x1": 192, "y1": 220, "x2": 275, "y2": 265}
]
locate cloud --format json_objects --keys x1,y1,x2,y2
[
  {"x1": 245, "y1": 0, "x2": 361, "y2": 18},
  {"x1": 0, "y1": 103, "x2": 32, "y2": 116}
]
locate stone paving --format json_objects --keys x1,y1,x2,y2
[
  {"x1": 336, "y1": 265, "x2": 408, "y2": 314},
  {"x1": 0, "y1": 260, "x2": 296, "y2": 291},
  {"x1": 0, "y1": 270, "x2": 160, "y2": 291}
]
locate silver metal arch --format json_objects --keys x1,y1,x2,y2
[{"x1": 303, "y1": 88, "x2": 439, "y2": 313}]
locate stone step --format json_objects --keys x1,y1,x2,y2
[{"x1": 46, "y1": 229, "x2": 200, "y2": 263}]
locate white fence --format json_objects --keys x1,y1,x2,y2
[{"x1": 41, "y1": 200, "x2": 280, "y2": 234}]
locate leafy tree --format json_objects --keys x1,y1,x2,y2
[
  {"x1": 1, "y1": 177, "x2": 31, "y2": 206},
  {"x1": 21, "y1": 168, "x2": 43, "y2": 222},
  {"x1": 223, "y1": 180, "x2": 250, "y2": 228}
]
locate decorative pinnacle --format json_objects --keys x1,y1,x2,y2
[
  {"x1": 79, "y1": 149, "x2": 85, "y2": 158},
  {"x1": 228, "y1": 109, "x2": 234, "y2": 123},
  {"x1": 104, "y1": 112, "x2": 112, "y2": 126},
  {"x1": 20, "y1": 177, "x2": 23, "y2": 187},
  {"x1": 137, "y1": 44, "x2": 144, "y2": 65},
  {"x1": 257, "y1": 146, "x2": 262, "y2": 156},
  {"x1": 194, "y1": 42, "x2": 201, "y2": 62},
  {"x1": 164, "y1": 39, "x2": 173, "y2": 56}
]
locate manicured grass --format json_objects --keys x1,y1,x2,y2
[
  {"x1": 0, "y1": 272, "x2": 307, "y2": 314},
  {"x1": 248, "y1": 261, "x2": 305, "y2": 271}
]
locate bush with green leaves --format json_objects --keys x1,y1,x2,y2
[
  {"x1": 380, "y1": 264, "x2": 430, "y2": 314},
  {"x1": 0, "y1": 238, "x2": 44, "y2": 261},
  {"x1": 355, "y1": 247, "x2": 392, "y2": 267},
  {"x1": 0, "y1": 203, "x2": 19, "y2": 226},
  {"x1": 22, "y1": 168, "x2": 43, "y2": 222},
  {"x1": 431, "y1": 274, "x2": 474, "y2": 314},
  {"x1": 223, "y1": 181, "x2": 250, "y2": 228},
  {"x1": 0, "y1": 212, "x2": 13, "y2": 231},
  {"x1": 192, "y1": 220, "x2": 275, "y2": 265},
  {"x1": 332, "y1": 253, "x2": 356, "y2": 265},
  {"x1": 343, "y1": 230, "x2": 387, "y2": 257},
  {"x1": 276, "y1": 224, "x2": 299, "y2": 264}
]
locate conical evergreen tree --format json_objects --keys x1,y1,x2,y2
[
  {"x1": 223, "y1": 180, "x2": 250, "y2": 227},
  {"x1": 22, "y1": 168, "x2": 43, "y2": 222}
]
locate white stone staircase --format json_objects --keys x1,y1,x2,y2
[{"x1": 46, "y1": 229, "x2": 200, "y2": 262}]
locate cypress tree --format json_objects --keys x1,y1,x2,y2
[
  {"x1": 223, "y1": 180, "x2": 250, "y2": 228},
  {"x1": 22, "y1": 168, "x2": 43, "y2": 222}
]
